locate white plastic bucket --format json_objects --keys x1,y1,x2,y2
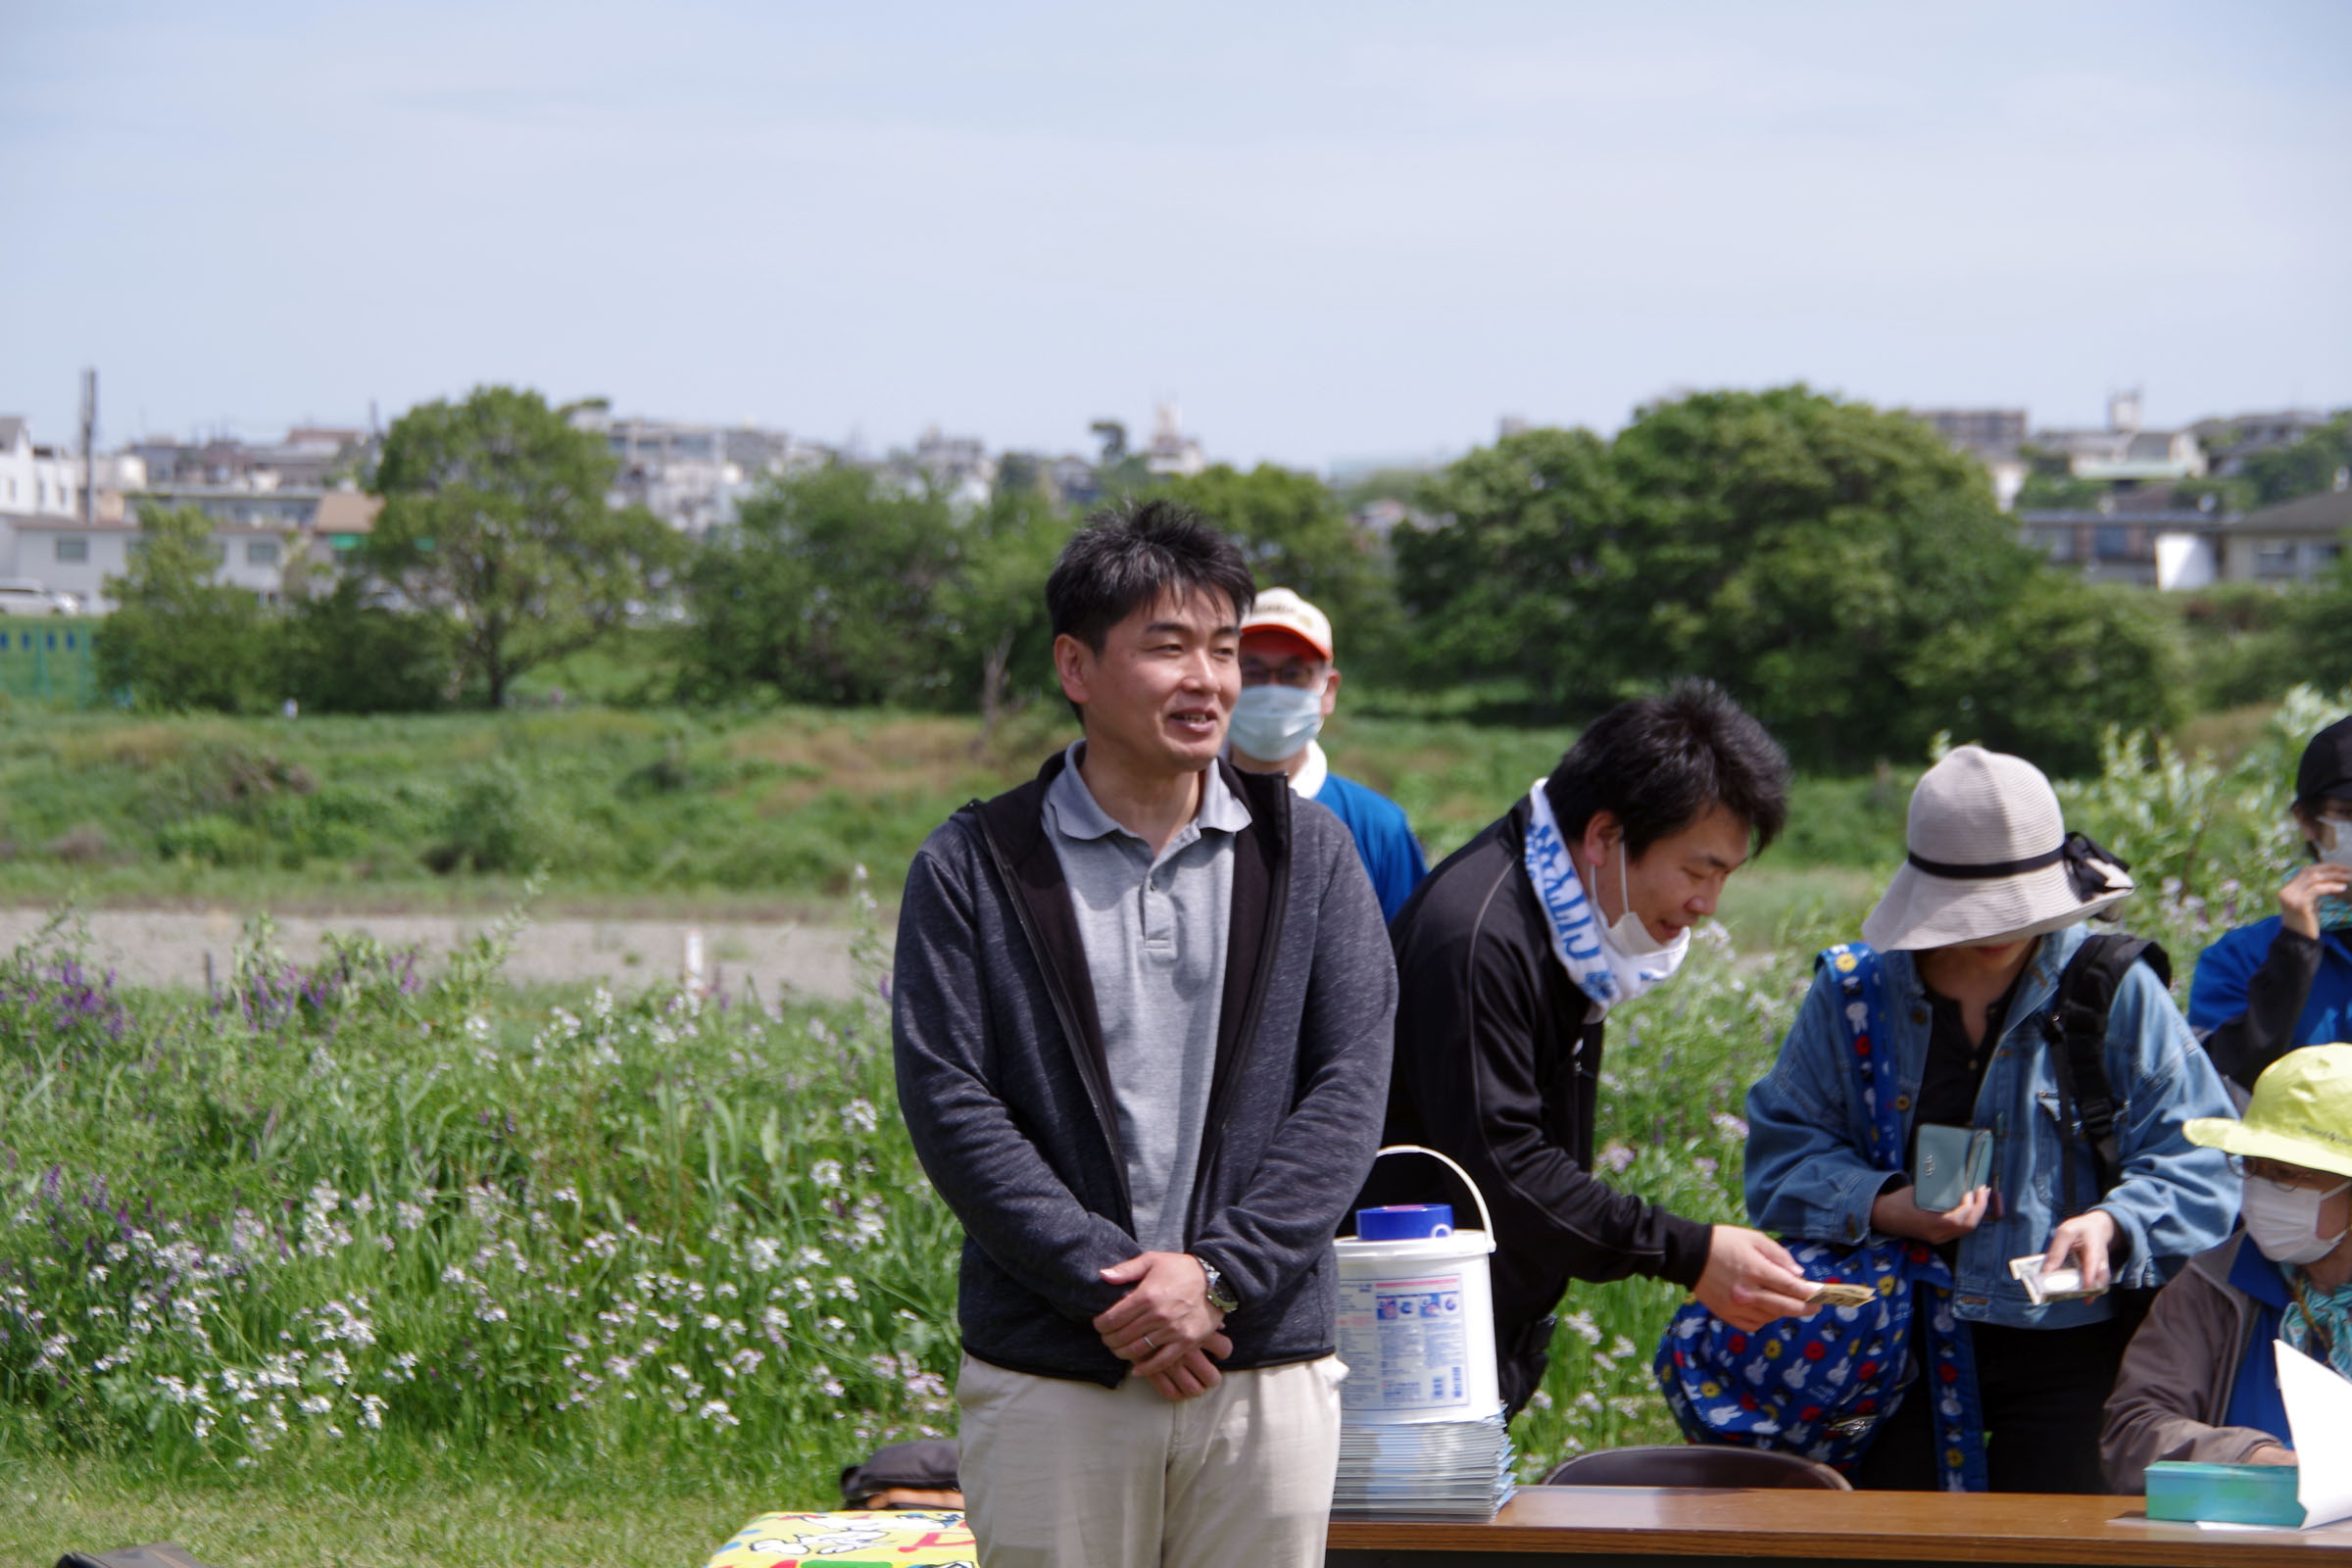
[{"x1": 1333, "y1": 1145, "x2": 1499, "y2": 1424}]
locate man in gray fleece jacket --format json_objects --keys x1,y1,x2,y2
[{"x1": 893, "y1": 500, "x2": 1396, "y2": 1568}]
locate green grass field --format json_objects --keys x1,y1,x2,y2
[
  {"x1": 0, "y1": 703, "x2": 1913, "y2": 941},
  {"x1": 3, "y1": 1456, "x2": 767, "y2": 1568}
]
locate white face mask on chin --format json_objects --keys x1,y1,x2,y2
[
  {"x1": 2241, "y1": 1175, "x2": 2352, "y2": 1266},
  {"x1": 1601, "y1": 836, "x2": 1678, "y2": 959},
  {"x1": 1524, "y1": 780, "x2": 1690, "y2": 1015}
]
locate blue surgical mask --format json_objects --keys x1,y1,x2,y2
[{"x1": 1229, "y1": 683, "x2": 1325, "y2": 763}]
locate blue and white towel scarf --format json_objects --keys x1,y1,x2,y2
[
  {"x1": 1654, "y1": 943, "x2": 1989, "y2": 1490},
  {"x1": 1522, "y1": 781, "x2": 1684, "y2": 1016}
]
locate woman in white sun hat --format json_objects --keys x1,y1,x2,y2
[
  {"x1": 1744, "y1": 745, "x2": 2239, "y2": 1493},
  {"x1": 2102, "y1": 1042, "x2": 2352, "y2": 1492}
]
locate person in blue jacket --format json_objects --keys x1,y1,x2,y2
[
  {"x1": 2188, "y1": 714, "x2": 2352, "y2": 1091},
  {"x1": 1745, "y1": 745, "x2": 2238, "y2": 1494},
  {"x1": 1225, "y1": 587, "x2": 1427, "y2": 922}
]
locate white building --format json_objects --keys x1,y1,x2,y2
[
  {"x1": 1143, "y1": 403, "x2": 1207, "y2": 478},
  {"x1": 0, "y1": 416, "x2": 84, "y2": 520},
  {"x1": 2033, "y1": 390, "x2": 2208, "y2": 481},
  {"x1": 0, "y1": 514, "x2": 139, "y2": 610},
  {"x1": 568, "y1": 408, "x2": 826, "y2": 534},
  {"x1": 893, "y1": 426, "x2": 997, "y2": 510}
]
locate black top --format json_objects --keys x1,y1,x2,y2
[
  {"x1": 1906, "y1": 971, "x2": 2022, "y2": 1261},
  {"x1": 1910, "y1": 976, "x2": 2020, "y2": 1163},
  {"x1": 1375, "y1": 797, "x2": 1711, "y2": 1413}
]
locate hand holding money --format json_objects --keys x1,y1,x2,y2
[{"x1": 1806, "y1": 1282, "x2": 1876, "y2": 1307}]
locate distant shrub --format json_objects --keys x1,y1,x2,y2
[
  {"x1": 275, "y1": 578, "x2": 460, "y2": 714},
  {"x1": 44, "y1": 824, "x2": 109, "y2": 864},
  {"x1": 2059, "y1": 684, "x2": 2351, "y2": 971},
  {"x1": 153, "y1": 811, "x2": 268, "y2": 867},
  {"x1": 96, "y1": 506, "x2": 273, "y2": 712},
  {"x1": 424, "y1": 760, "x2": 553, "y2": 873}
]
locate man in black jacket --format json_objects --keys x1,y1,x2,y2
[
  {"x1": 893, "y1": 501, "x2": 1396, "y2": 1568},
  {"x1": 1381, "y1": 681, "x2": 1816, "y2": 1418}
]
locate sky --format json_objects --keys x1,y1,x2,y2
[{"x1": 4, "y1": 1, "x2": 2348, "y2": 471}]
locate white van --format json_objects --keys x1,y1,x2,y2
[{"x1": 0, "y1": 579, "x2": 80, "y2": 615}]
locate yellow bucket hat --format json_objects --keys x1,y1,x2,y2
[{"x1": 2185, "y1": 1044, "x2": 2352, "y2": 1182}]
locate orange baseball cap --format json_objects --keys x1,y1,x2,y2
[{"x1": 1239, "y1": 587, "x2": 1333, "y2": 662}]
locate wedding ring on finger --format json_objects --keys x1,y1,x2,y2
[{"x1": 1142, "y1": 1335, "x2": 1155, "y2": 1352}]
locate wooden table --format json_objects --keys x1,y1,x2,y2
[{"x1": 1327, "y1": 1486, "x2": 2352, "y2": 1566}]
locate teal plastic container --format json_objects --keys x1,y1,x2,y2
[{"x1": 2144, "y1": 1460, "x2": 2303, "y2": 1528}]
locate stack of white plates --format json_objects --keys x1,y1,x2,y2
[{"x1": 1329, "y1": 1407, "x2": 1516, "y2": 1520}]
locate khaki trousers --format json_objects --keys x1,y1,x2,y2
[{"x1": 956, "y1": 1352, "x2": 1345, "y2": 1568}]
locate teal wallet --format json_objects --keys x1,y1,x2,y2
[{"x1": 1914, "y1": 1123, "x2": 1992, "y2": 1213}]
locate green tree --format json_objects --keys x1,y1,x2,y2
[
  {"x1": 1904, "y1": 575, "x2": 2188, "y2": 776},
  {"x1": 2292, "y1": 554, "x2": 2352, "y2": 692},
  {"x1": 1610, "y1": 388, "x2": 2039, "y2": 764},
  {"x1": 367, "y1": 387, "x2": 679, "y2": 708},
  {"x1": 940, "y1": 485, "x2": 1076, "y2": 741},
  {"x1": 1396, "y1": 388, "x2": 2166, "y2": 769},
  {"x1": 679, "y1": 466, "x2": 961, "y2": 707},
  {"x1": 2237, "y1": 413, "x2": 2351, "y2": 507},
  {"x1": 1162, "y1": 464, "x2": 1400, "y2": 668},
  {"x1": 96, "y1": 506, "x2": 270, "y2": 711},
  {"x1": 2171, "y1": 582, "x2": 2306, "y2": 710},
  {"x1": 274, "y1": 576, "x2": 459, "y2": 713},
  {"x1": 1394, "y1": 427, "x2": 1628, "y2": 707}
]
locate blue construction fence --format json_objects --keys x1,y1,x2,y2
[{"x1": 0, "y1": 616, "x2": 110, "y2": 709}]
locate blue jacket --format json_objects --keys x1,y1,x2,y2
[
  {"x1": 1745, "y1": 923, "x2": 2240, "y2": 1330},
  {"x1": 2188, "y1": 916, "x2": 2352, "y2": 1083},
  {"x1": 1313, "y1": 771, "x2": 1428, "y2": 925}
]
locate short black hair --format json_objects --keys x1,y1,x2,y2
[
  {"x1": 1544, "y1": 680, "x2": 1791, "y2": 858},
  {"x1": 1047, "y1": 498, "x2": 1256, "y2": 653}
]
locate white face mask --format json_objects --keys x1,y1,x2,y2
[
  {"x1": 1602, "y1": 840, "x2": 1677, "y2": 958},
  {"x1": 1228, "y1": 682, "x2": 1325, "y2": 763},
  {"x1": 1523, "y1": 780, "x2": 1690, "y2": 1015},
  {"x1": 2241, "y1": 1175, "x2": 2352, "y2": 1266}
]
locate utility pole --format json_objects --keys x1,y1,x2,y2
[{"x1": 78, "y1": 368, "x2": 97, "y2": 527}]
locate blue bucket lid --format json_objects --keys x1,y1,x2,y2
[{"x1": 1356, "y1": 1203, "x2": 1454, "y2": 1241}]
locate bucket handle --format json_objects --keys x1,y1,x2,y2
[{"x1": 1368, "y1": 1144, "x2": 1494, "y2": 1238}]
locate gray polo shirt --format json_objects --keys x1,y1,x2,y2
[{"x1": 1043, "y1": 742, "x2": 1250, "y2": 1254}]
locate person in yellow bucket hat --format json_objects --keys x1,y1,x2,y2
[{"x1": 2102, "y1": 1043, "x2": 2352, "y2": 1492}]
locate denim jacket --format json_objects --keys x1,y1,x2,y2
[{"x1": 1745, "y1": 923, "x2": 2240, "y2": 1330}]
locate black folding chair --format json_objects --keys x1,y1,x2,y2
[{"x1": 1543, "y1": 1444, "x2": 1851, "y2": 1491}]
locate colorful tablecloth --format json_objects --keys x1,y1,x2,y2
[{"x1": 706, "y1": 1510, "x2": 975, "y2": 1567}]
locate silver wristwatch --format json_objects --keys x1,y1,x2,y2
[{"x1": 1197, "y1": 1255, "x2": 1240, "y2": 1314}]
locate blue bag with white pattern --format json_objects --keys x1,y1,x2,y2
[{"x1": 1652, "y1": 944, "x2": 1988, "y2": 1489}]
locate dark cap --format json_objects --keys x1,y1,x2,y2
[
  {"x1": 2298, "y1": 715, "x2": 2352, "y2": 810},
  {"x1": 840, "y1": 1438, "x2": 959, "y2": 1507}
]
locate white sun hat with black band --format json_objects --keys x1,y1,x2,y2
[{"x1": 1861, "y1": 745, "x2": 2136, "y2": 953}]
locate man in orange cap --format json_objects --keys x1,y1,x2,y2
[{"x1": 1228, "y1": 586, "x2": 1426, "y2": 921}]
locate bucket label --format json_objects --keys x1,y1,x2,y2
[{"x1": 1337, "y1": 1271, "x2": 1468, "y2": 1411}]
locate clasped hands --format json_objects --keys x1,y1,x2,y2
[{"x1": 1094, "y1": 1250, "x2": 1227, "y2": 1402}]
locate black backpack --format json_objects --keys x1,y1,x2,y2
[
  {"x1": 2037, "y1": 931, "x2": 2204, "y2": 1326},
  {"x1": 2039, "y1": 932, "x2": 2172, "y2": 1216}
]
